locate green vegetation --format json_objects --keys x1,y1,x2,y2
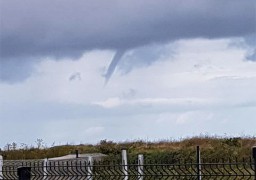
[{"x1": 1, "y1": 136, "x2": 256, "y2": 161}]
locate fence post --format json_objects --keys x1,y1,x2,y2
[
  {"x1": 196, "y1": 146, "x2": 202, "y2": 180},
  {"x1": 43, "y1": 158, "x2": 48, "y2": 180},
  {"x1": 87, "y1": 156, "x2": 93, "y2": 180},
  {"x1": 17, "y1": 167, "x2": 31, "y2": 180},
  {"x1": 122, "y1": 149, "x2": 128, "y2": 180},
  {"x1": 138, "y1": 154, "x2": 144, "y2": 180},
  {"x1": 0, "y1": 155, "x2": 3, "y2": 179},
  {"x1": 253, "y1": 146, "x2": 256, "y2": 180}
]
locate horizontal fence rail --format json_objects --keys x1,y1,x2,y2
[{"x1": 0, "y1": 158, "x2": 255, "y2": 180}]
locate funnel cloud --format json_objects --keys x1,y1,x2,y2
[{"x1": 104, "y1": 50, "x2": 126, "y2": 84}]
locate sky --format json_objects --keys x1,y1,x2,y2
[{"x1": 0, "y1": 0, "x2": 256, "y2": 149}]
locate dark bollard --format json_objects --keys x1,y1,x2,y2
[
  {"x1": 253, "y1": 147, "x2": 256, "y2": 180},
  {"x1": 17, "y1": 167, "x2": 31, "y2": 180},
  {"x1": 75, "y1": 150, "x2": 79, "y2": 158},
  {"x1": 253, "y1": 146, "x2": 256, "y2": 159}
]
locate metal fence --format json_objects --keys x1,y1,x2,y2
[{"x1": 1, "y1": 146, "x2": 256, "y2": 180}]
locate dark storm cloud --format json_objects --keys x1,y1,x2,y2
[{"x1": 0, "y1": 0, "x2": 255, "y2": 82}]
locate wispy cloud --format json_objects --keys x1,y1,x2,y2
[{"x1": 93, "y1": 97, "x2": 217, "y2": 109}]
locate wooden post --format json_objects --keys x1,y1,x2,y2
[
  {"x1": 138, "y1": 154, "x2": 144, "y2": 180},
  {"x1": 0, "y1": 155, "x2": 3, "y2": 179},
  {"x1": 122, "y1": 149, "x2": 128, "y2": 180},
  {"x1": 87, "y1": 156, "x2": 93, "y2": 180},
  {"x1": 43, "y1": 158, "x2": 48, "y2": 180},
  {"x1": 196, "y1": 146, "x2": 202, "y2": 180}
]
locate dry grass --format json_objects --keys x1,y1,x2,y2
[{"x1": 1, "y1": 136, "x2": 256, "y2": 160}]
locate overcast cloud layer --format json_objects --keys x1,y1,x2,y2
[
  {"x1": 0, "y1": 1, "x2": 256, "y2": 147},
  {"x1": 0, "y1": 0, "x2": 256, "y2": 82}
]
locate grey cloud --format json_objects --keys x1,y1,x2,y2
[
  {"x1": 0, "y1": 0, "x2": 255, "y2": 82},
  {"x1": 122, "y1": 89, "x2": 137, "y2": 99},
  {"x1": 105, "y1": 44, "x2": 174, "y2": 82},
  {"x1": 245, "y1": 35, "x2": 256, "y2": 61},
  {"x1": 0, "y1": 57, "x2": 38, "y2": 83},
  {"x1": 247, "y1": 49, "x2": 256, "y2": 61},
  {"x1": 118, "y1": 43, "x2": 174, "y2": 74},
  {"x1": 69, "y1": 72, "x2": 81, "y2": 81}
]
